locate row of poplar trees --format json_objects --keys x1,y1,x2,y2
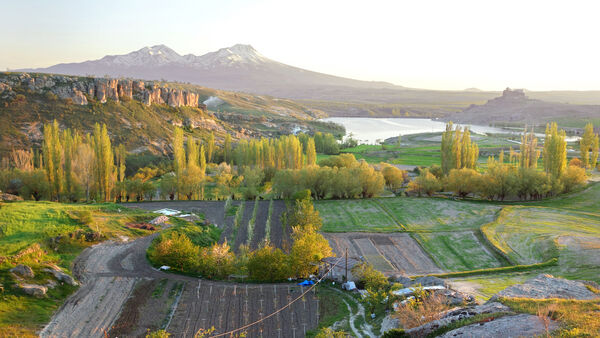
[{"x1": 41, "y1": 120, "x2": 124, "y2": 202}]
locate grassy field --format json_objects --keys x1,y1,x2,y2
[
  {"x1": 482, "y1": 206, "x2": 600, "y2": 281},
  {"x1": 377, "y1": 197, "x2": 500, "y2": 231},
  {"x1": 0, "y1": 201, "x2": 155, "y2": 336},
  {"x1": 413, "y1": 231, "x2": 503, "y2": 271},
  {"x1": 315, "y1": 199, "x2": 401, "y2": 232}
]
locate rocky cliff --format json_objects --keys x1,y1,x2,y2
[{"x1": 0, "y1": 72, "x2": 205, "y2": 109}]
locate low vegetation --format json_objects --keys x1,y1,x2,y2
[{"x1": 0, "y1": 201, "x2": 153, "y2": 336}]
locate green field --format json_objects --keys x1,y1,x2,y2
[
  {"x1": 414, "y1": 231, "x2": 503, "y2": 271},
  {"x1": 377, "y1": 197, "x2": 501, "y2": 231},
  {"x1": 0, "y1": 202, "x2": 154, "y2": 336},
  {"x1": 482, "y1": 206, "x2": 600, "y2": 281},
  {"x1": 315, "y1": 199, "x2": 401, "y2": 232}
]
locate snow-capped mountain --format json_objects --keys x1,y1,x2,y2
[{"x1": 21, "y1": 44, "x2": 399, "y2": 99}]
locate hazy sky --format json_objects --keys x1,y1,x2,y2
[{"x1": 1, "y1": 0, "x2": 599, "y2": 91}]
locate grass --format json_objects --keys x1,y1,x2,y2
[
  {"x1": 376, "y1": 197, "x2": 501, "y2": 232},
  {"x1": 306, "y1": 286, "x2": 352, "y2": 337},
  {"x1": 0, "y1": 201, "x2": 153, "y2": 336},
  {"x1": 501, "y1": 297, "x2": 600, "y2": 337},
  {"x1": 315, "y1": 199, "x2": 401, "y2": 232},
  {"x1": 413, "y1": 231, "x2": 503, "y2": 271},
  {"x1": 529, "y1": 181, "x2": 600, "y2": 214},
  {"x1": 482, "y1": 206, "x2": 600, "y2": 281}
]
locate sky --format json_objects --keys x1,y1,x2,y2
[{"x1": 1, "y1": 0, "x2": 599, "y2": 91}]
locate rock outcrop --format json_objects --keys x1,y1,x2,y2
[
  {"x1": 406, "y1": 302, "x2": 512, "y2": 337},
  {"x1": 438, "y1": 313, "x2": 558, "y2": 338},
  {"x1": 44, "y1": 267, "x2": 78, "y2": 286},
  {"x1": 0, "y1": 72, "x2": 205, "y2": 109},
  {"x1": 19, "y1": 283, "x2": 47, "y2": 297},
  {"x1": 10, "y1": 264, "x2": 34, "y2": 278},
  {"x1": 492, "y1": 274, "x2": 600, "y2": 301}
]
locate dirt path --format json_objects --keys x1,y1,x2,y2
[{"x1": 41, "y1": 229, "x2": 318, "y2": 337}]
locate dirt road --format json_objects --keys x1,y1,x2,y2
[{"x1": 41, "y1": 233, "x2": 318, "y2": 337}]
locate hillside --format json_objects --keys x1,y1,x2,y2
[
  {"x1": 0, "y1": 72, "x2": 341, "y2": 155},
  {"x1": 446, "y1": 88, "x2": 600, "y2": 129}
]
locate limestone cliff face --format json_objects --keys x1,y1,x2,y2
[{"x1": 0, "y1": 72, "x2": 204, "y2": 109}]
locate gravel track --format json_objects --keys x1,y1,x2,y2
[{"x1": 41, "y1": 220, "x2": 318, "y2": 337}]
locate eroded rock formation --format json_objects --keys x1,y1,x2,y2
[{"x1": 0, "y1": 72, "x2": 204, "y2": 109}]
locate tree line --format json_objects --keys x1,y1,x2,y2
[{"x1": 409, "y1": 122, "x2": 592, "y2": 200}]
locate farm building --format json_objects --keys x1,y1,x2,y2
[{"x1": 319, "y1": 256, "x2": 361, "y2": 282}]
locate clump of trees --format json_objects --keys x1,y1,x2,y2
[
  {"x1": 408, "y1": 122, "x2": 590, "y2": 200},
  {"x1": 273, "y1": 154, "x2": 385, "y2": 199},
  {"x1": 441, "y1": 122, "x2": 479, "y2": 174},
  {"x1": 149, "y1": 193, "x2": 333, "y2": 282}
]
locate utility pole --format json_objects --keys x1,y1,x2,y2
[{"x1": 345, "y1": 247, "x2": 348, "y2": 281}]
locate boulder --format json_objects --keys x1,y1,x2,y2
[
  {"x1": 44, "y1": 267, "x2": 78, "y2": 286},
  {"x1": 492, "y1": 274, "x2": 600, "y2": 301},
  {"x1": 405, "y1": 302, "x2": 512, "y2": 337},
  {"x1": 20, "y1": 283, "x2": 47, "y2": 297},
  {"x1": 149, "y1": 215, "x2": 169, "y2": 225},
  {"x1": 438, "y1": 313, "x2": 558, "y2": 338},
  {"x1": 10, "y1": 264, "x2": 34, "y2": 278},
  {"x1": 412, "y1": 276, "x2": 447, "y2": 287},
  {"x1": 0, "y1": 192, "x2": 23, "y2": 201}
]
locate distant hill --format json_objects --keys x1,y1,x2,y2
[
  {"x1": 0, "y1": 72, "x2": 341, "y2": 156},
  {"x1": 446, "y1": 88, "x2": 600, "y2": 129}
]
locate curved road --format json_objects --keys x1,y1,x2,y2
[{"x1": 41, "y1": 233, "x2": 319, "y2": 338}]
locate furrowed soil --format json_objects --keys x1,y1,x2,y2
[
  {"x1": 127, "y1": 200, "x2": 290, "y2": 252},
  {"x1": 40, "y1": 230, "x2": 318, "y2": 337},
  {"x1": 323, "y1": 232, "x2": 443, "y2": 276}
]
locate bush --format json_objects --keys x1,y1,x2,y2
[
  {"x1": 247, "y1": 244, "x2": 290, "y2": 281},
  {"x1": 148, "y1": 232, "x2": 199, "y2": 272}
]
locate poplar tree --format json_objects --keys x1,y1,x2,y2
[
  {"x1": 115, "y1": 144, "x2": 127, "y2": 201},
  {"x1": 519, "y1": 128, "x2": 540, "y2": 169},
  {"x1": 543, "y1": 122, "x2": 567, "y2": 178},
  {"x1": 42, "y1": 120, "x2": 63, "y2": 200},
  {"x1": 207, "y1": 132, "x2": 215, "y2": 163},
  {"x1": 580, "y1": 123, "x2": 599, "y2": 169},
  {"x1": 223, "y1": 134, "x2": 232, "y2": 164},
  {"x1": 441, "y1": 122, "x2": 479, "y2": 174},
  {"x1": 92, "y1": 123, "x2": 115, "y2": 202},
  {"x1": 306, "y1": 138, "x2": 317, "y2": 166}
]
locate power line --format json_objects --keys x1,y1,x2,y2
[{"x1": 209, "y1": 253, "x2": 346, "y2": 338}]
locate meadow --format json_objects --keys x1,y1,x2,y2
[{"x1": 0, "y1": 201, "x2": 155, "y2": 336}]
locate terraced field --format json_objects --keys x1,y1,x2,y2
[
  {"x1": 315, "y1": 199, "x2": 401, "y2": 232},
  {"x1": 413, "y1": 231, "x2": 503, "y2": 271},
  {"x1": 377, "y1": 197, "x2": 501, "y2": 231},
  {"x1": 482, "y1": 206, "x2": 600, "y2": 281}
]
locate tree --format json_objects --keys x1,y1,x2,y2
[
  {"x1": 285, "y1": 195, "x2": 323, "y2": 231},
  {"x1": 289, "y1": 226, "x2": 332, "y2": 277},
  {"x1": 352, "y1": 262, "x2": 388, "y2": 290},
  {"x1": 18, "y1": 169, "x2": 49, "y2": 201},
  {"x1": 197, "y1": 241, "x2": 236, "y2": 279},
  {"x1": 179, "y1": 165, "x2": 204, "y2": 200},
  {"x1": 247, "y1": 243, "x2": 290, "y2": 281},
  {"x1": 72, "y1": 143, "x2": 94, "y2": 201},
  {"x1": 520, "y1": 127, "x2": 540, "y2": 169},
  {"x1": 407, "y1": 169, "x2": 441, "y2": 196},
  {"x1": 543, "y1": 122, "x2": 567, "y2": 178},
  {"x1": 43, "y1": 120, "x2": 63, "y2": 200},
  {"x1": 240, "y1": 166, "x2": 264, "y2": 199},
  {"x1": 206, "y1": 132, "x2": 215, "y2": 163},
  {"x1": 223, "y1": 134, "x2": 232, "y2": 164},
  {"x1": 579, "y1": 123, "x2": 599, "y2": 169},
  {"x1": 159, "y1": 174, "x2": 177, "y2": 200},
  {"x1": 306, "y1": 138, "x2": 317, "y2": 166},
  {"x1": 9, "y1": 149, "x2": 34, "y2": 171},
  {"x1": 92, "y1": 123, "x2": 115, "y2": 201},
  {"x1": 115, "y1": 144, "x2": 127, "y2": 201},
  {"x1": 173, "y1": 127, "x2": 185, "y2": 198},
  {"x1": 445, "y1": 168, "x2": 482, "y2": 198},
  {"x1": 560, "y1": 165, "x2": 587, "y2": 193},
  {"x1": 441, "y1": 122, "x2": 479, "y2": 174},
  {"x1": 315, "y1": 328, "x2": 347, "y2": 338},
  {"x1": 148, "y1": 232, "x2": 199, "y2": 272},
  {"x1": 380, "y1": 164, "x2": 408, "y2": 191}
]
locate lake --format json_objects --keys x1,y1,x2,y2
[{"x1": 321, "y1": 117, "x2": 507, "y2": 144}]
